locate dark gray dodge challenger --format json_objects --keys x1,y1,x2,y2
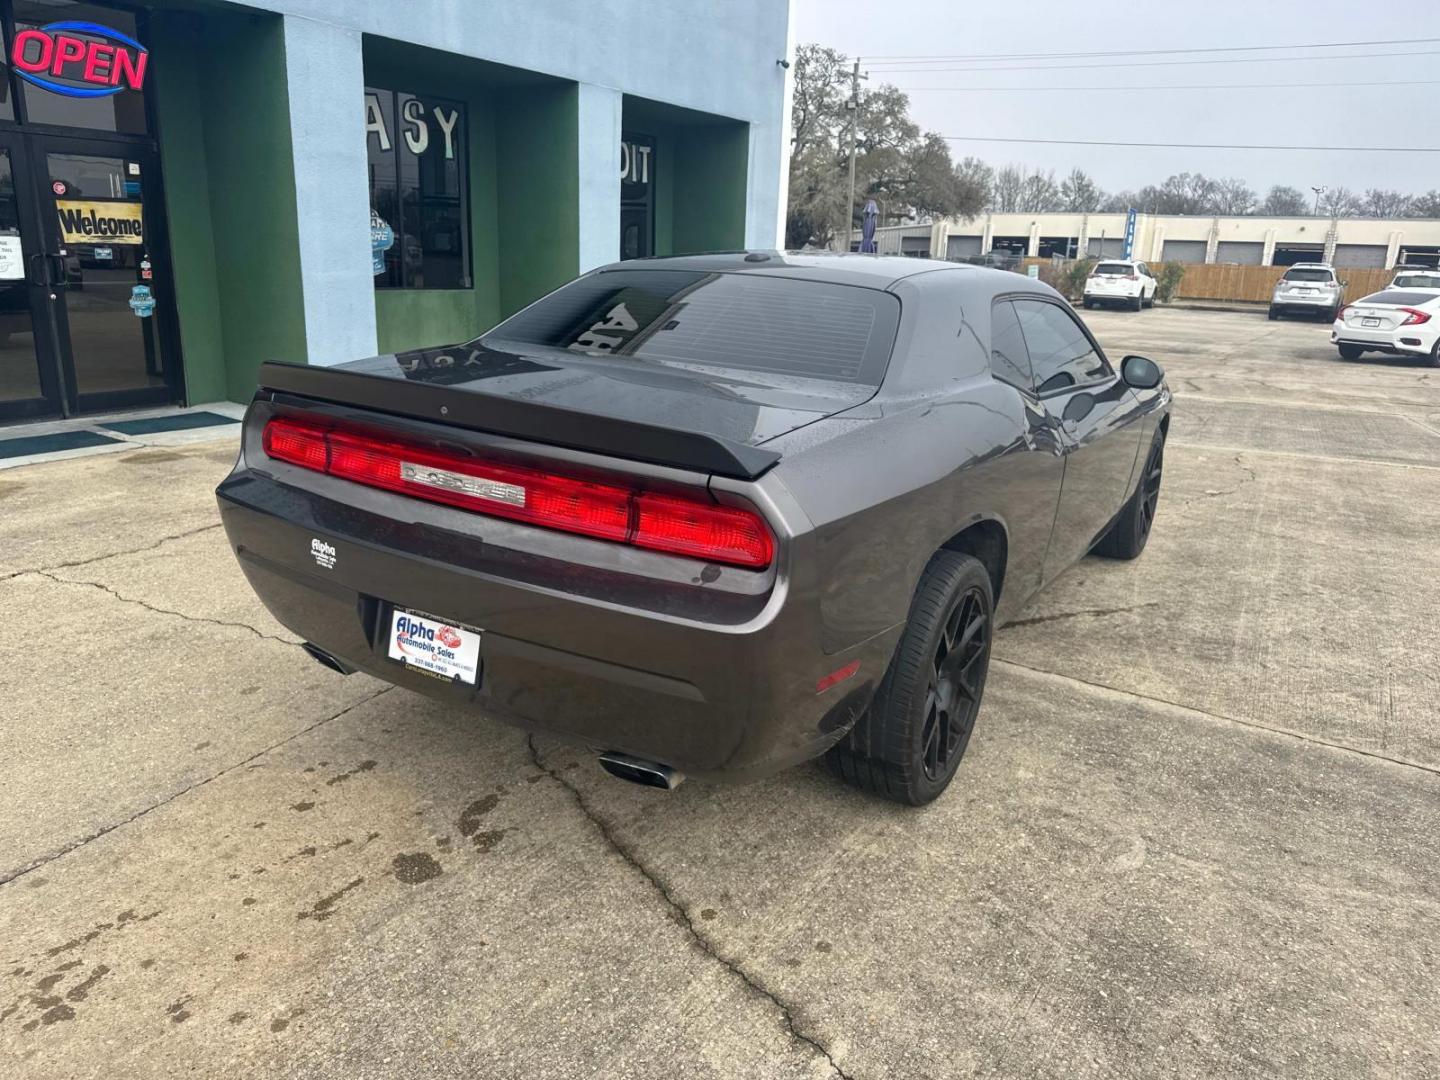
[{"x1": 218, "y1": 252, "x2": 1171, "y2": 805}]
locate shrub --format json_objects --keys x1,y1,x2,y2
[
  {"x1": 1061, "y1": 258, "x2": 1096, "y2": 301},
  {"x1": 1156, "y1": 261, "x2": 1186, "y2": 303}
]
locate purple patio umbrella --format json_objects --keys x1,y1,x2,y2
[{"x1": 859, "y1": 199, "x2": 878, "y2": 253}]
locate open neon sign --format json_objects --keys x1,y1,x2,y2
[{"x1": 10, "y1": 21, "x2": 149, "y2": 98}]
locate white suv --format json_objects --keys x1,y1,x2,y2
[
  {"x1": 1082, "y1": 260, "x2": 1156, "y2": 311},
  {"x1": 1269, "y1": 264, "x2": 1345, "y2": 321}
]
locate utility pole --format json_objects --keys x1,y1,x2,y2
[
  {"x1": 843, "y1": 59, "x2": 867, "y2": 252},
  {"x1": 1311, "y1": 185, "x2": 1326, "y2": 216}
]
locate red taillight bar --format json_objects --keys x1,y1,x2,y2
[
  {"x1": 1400, "y1": 307, "x2": 1432, "y2": 326},
  {"x1": 261, "y1": 417, "x2": 775, "y2": 570}
]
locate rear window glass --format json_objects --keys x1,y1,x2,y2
[
  {"x1": 1357, "y1": 290, "x2": 1438, "y2": 307},
  {"x1": 1093, "y1": 263, "x2": 1133, "y2": 276},
  {"x1": 1392, "y1": 274, "x2": 1440, "y2": 288},
  {"x1": 483, "y1": 270, "x2": 901, "y2": 386},
  {"x1": 1282, "y1": 268, "x2": 1333, "y2": 282}
]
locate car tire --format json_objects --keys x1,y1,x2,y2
[
  {"x1": 1131, "y1": 293, "x2": 1143, "y2": 312},
  {"x1": 1094, "y1": 429, "x2": 1165, "y2": 560},
  {"x1": 1082, "y1": 298, "x2": 1094, "y2": 309},
  {"x1": 1429, "y1": 339, "x2": 1440, "y2": 368},
  {"x1": 1338, "y1": 344, "x2": 1364, "y2": 361},
  {"x1": 825, "y1": 550, "x2": 993, "y2": 806},
  {"x1": 1267, "y1": 307, "x2": 1279, "y2": 321}
]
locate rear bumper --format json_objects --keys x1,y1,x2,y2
[
  {"x1": 1271, "y1": 294, "x2": 1337, "y2": 313},
  {"x1": 217, "y1": 469, "x2": 896, "y2": 782},
  {"x1": 1331, "y1": 325, "x2": 1439, "y2": 355}
]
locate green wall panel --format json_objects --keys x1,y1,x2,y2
[
  {"x1": 674, "y1": 123, "x2": 748, "y2": 253},
  {"x1": 495, "y1": 84, "x2": 579, "y2": 316},
  {"x1": 149, "y1": 14, "x2": 224, "y2": 404}
]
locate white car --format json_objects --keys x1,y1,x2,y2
[
  {"x1": 1388, "y1": 268, "x2": 1440, "y2": 291},
  {"x1": 1269, "y1": 263, "x2": 1345, "y2": 321},
  {"x1": 1082, "y1": 260, "x2": 1156, "y2": 311},
  {"x1": 1332, "y1": 288, "x2": 1440, "y2": 366}
]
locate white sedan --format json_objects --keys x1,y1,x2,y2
[{"x1": 1332, "y1": 288, "x2": 1440, "y2": 366}]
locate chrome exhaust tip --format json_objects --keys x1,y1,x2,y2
[
  {"x1": 599, "y1": 752, "x2": 684, "y2": 790},
  {"x1": 301, "y1": 642, "x2": 356, "y2": 675}
]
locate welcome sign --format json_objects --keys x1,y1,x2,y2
[{"x1": 56, "y1": 199, "x2": 144, "y2": 245}]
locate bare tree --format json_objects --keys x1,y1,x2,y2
[
  {"x1": 1018, "y1": 168, "x2": 1061, "y2": 212},
  {"x1": 1320, "y1": 186, "x2": 1363, "y2": 216},
  {"x1": 1060, "y1": 168, "x2": 1105, "y2": 213},
  {"x1": 1411, "y1": 190, "x2": 1440, "y2": 218},
  {"x1": 991, "y1": 165, "x2": 1024, "y2": 212},
  {"x1": 1362, "y1": 189, "x2": 1413, "y2": 218},
  {"x1": 1261, "y1": 185, "x2": 1307, "y2": 215},
  {"x1": 1212, "y1": 177, "x2": 1257, "y2": 215}
]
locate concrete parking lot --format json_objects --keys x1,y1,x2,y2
[{"x1": 2, "y1": 306, "x2": 1437, "y2": 1079}]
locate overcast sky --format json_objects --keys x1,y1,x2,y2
[{"x1": 792, "y1": 0, "x2": 1440, "y2": 199}]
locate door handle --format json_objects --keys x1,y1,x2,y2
[
  {"x1": 26, "y1": 252, "x2": 46, "y2": 286},
  {"x1": 47, "y1": 254, "x2": 67, "y2": 288}
]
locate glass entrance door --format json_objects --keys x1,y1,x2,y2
[
  {"x1": 0, "y1": 132, "x2": 63, "y2": 421},
  {"x1": 39, "y1": 138, "x2": 173, "y2": 413}
]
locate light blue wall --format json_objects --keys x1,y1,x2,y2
[
  {"x1": 282, "y1": 16, "x2": 377, "y2": 365},
  {"x1": 244, "y1": 0, "x2": 789, "y2": 248},
  {"x1": 576, "y1": 83, "x2": 623, "y2": 273}
]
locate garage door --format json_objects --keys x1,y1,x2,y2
[
  {"x1": 1162, "y1": 240, "x2": 1207, "y2": 263},
  {"x1": 947, "y1": 235, "x2": 982, "y2": 259},
  {"x1": 1216, "y1": 241, "x2": 1263, "y2": 265},
  {"x1": 1332, "y1": 244, "x2": 1388, "y2": 268},
  {"x1": 1086, "y1": 237, "x2": 1124, "y2": 258},
  {"x1": 901, "y1": 236, "x2": 930, "y2": 257}
]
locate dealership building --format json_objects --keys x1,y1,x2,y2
[
  {"x1": 862, "y1": 211, "x2": 1440, "y2": 269},
  {"x1": 0, "y1": 0, "x2": 793, "y2": 425}
]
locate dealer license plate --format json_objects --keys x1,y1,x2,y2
[
  {"x1": 387, "y1": 608, "x2": 482, "y2": 684},
  {"x1": 1362, "y1": 317, "x2": 1381, "y2": 327},
  {"x1": 1297, "y1": 288, "x2": 1314, "y2": 295}
]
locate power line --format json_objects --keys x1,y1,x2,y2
[
  {"x1": 940, "y1": 135, "x2": 1440, "y2": 153},
  {"x1": 898, "y1": 80, "x2": 1440, "y2": 92},
  {"x1": 864, "y1": 48, "x2": 1440, "y2": 74},
  {"x1": 860, "y1": 36, "x2": 1440, "y2": 63}
]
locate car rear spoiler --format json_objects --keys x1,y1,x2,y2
[{"x1": 255, "y1": 361, "x2": 782, "y2": 481}]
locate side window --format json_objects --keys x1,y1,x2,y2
[
  {"x1": 1014, "y1": 299, "x2": 1110, "y2": 395},
  {"x1": 989, "y1": 299, "x2": 1033, "y2": 392}
]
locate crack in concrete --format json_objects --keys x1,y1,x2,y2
[
  {"x1": 0, "y1": 522, "x2": 223, "y2": 583},
  {"x1": 525, "y1": 736, "x2": 856, "y2": 1080},
  {"x1": 1179, "y1": 453, "x2": 1256, "y2": 507},
  {"x1": 1005, "y1": 601, "x2": 1160, "y2": 630},
  {"x1": 27, "y1": 569, "x2": 295, "y2": 646},
  {"x1": 0, "y1": 687, "x2": 393, "y2": 888},
  {"x1": 994, "y1": 658, "x2": 1440, "y2": 779}
]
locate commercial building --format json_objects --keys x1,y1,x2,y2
[
  {"x1": 0, "y1": 0, "x2": 793, "y2": 425},
  {"x1": 860, "y1": 212, "x2": 1440, "y2": 269}
]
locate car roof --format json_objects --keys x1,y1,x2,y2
[
  {"x1": 1287, "y1": 262, "x2": 1334, "y2": 269},
  {"x1": 590, "y1": 250, "x2": 982, "y2": 290}
]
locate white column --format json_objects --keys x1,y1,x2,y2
[
  {"x1": 1261, "y1": 228, "x2": 1277, "y2": 266},
  {"x1": 1027, "y1": 221, "x2": 1040, "y2": 257},
  {"x1": 282, "y1": 15, "x2": 376, "y2": 364},
  {"x1": 1323, "y1": 219, "x2": 1339, "y2": 264},
  {"x1": 577, "y1": 83, "x2": 622, "y2": 272},
  {"x1": 1149, "y1": 225, "x2": 1166, "y2": 263},
  {"x1": 1386, "y1": 230, "x2": 1403, "y2": 269},
  {"x1": 1204, "y1": 217, "x2": 1220, "y2": 264},
  {"x1": 769, "y1": 1, "x2": 797, "y2": 250},
  {"x1": 980, "y1": 214, "x2": 993, "y2": 254}
]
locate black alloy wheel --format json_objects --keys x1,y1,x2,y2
[
  {"x1": 919, "y1": 586, "x2": 989, "y2": 782},
  {"x1": 1138, "y1": 437, "x2": 1164, "y2": 542},
  {"x1": 825, "y1": 550, "x2": 994, "y2": 805},
  {"x1": 1095, "y1": 430, "x2": 1165, "y2": 559}
]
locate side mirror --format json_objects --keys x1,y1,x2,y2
[{"x1": 1121, "y1": 354, "x2": 1164, "y2": 390}]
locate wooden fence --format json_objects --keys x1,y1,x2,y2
[
  {"x1": 1169, "y1": 264, "x2": 1393, "y2": 304},
  {"x1": 1013, "y1": 258, "x2": 1394, "y2": 304}
]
